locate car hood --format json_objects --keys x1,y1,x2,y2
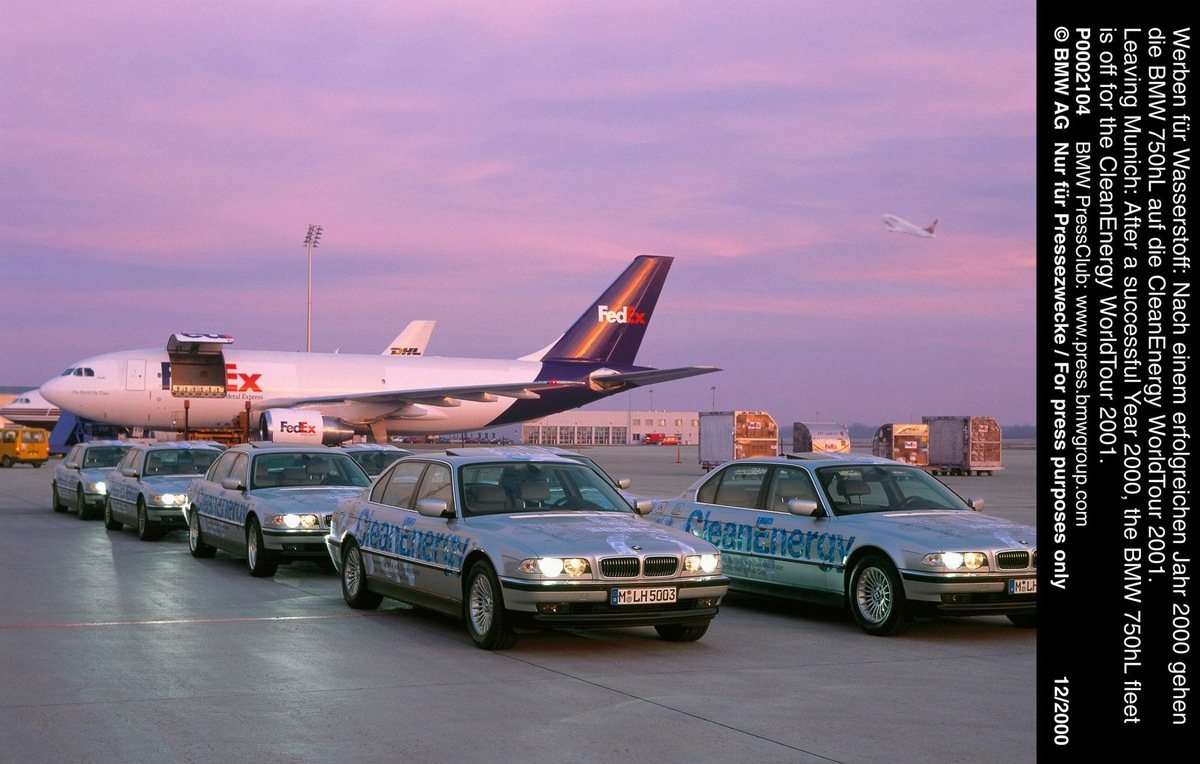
[
  {"x1": 140, "y1": 474, "x2": 205, "y2": 492},
  {"x1": 845, "y1": 510, "x2": 1037, "y2": 548},
  {"x1": 250, "y1": 486, "x2": 366, "y2": 510},
  {"x1": 464, "y1": 512, "x2": 715, "y2": 556}
]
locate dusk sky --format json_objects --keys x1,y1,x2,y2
[{"x1": 0, "y1": 1, "x2": 1037, "y2": 429}]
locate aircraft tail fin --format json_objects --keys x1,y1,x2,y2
[
  {"x1": 925, "y1": 220, "x2": 938, "y2": 235},
  {"x1": 537, "y1": 255, "x2": 673, "y2": 365},
  {"x1": 383, "y1": 320, "x2": 435, "y2": 356}
]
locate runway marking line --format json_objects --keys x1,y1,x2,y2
[{"x1": 1, "y1": 612, "x2": 391, "y2": 630}]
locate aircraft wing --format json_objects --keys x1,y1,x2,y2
[
  {"x1": 256, "y1": 379, "x2": 586, "y2": 411},
  {"x1": 586, "y1": 365, "x2": 721, "y2": 391}
]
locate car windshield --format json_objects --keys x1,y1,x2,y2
[
  {"x1": 251, "y1": 453, "x2": 372, "y2": 489},
  {"x1": 145, "y1": 449, "x2": 220, "y2": 476},
  {"x1": 815, "y1": 464, "x2": 972, "y2": 515},
  {"x1": 347, "y1": 450, "x2": 409, "y2": 476},
  {"x1": 460, "y1": 461, "x2": 632, "y2": 517},
  {"x1": 83, "y1": 446, "x2": 130, "y2": 468}
]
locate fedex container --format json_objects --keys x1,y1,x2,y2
[
  {"x1": 871, "y1": 423, "x2": 929, "y2": 465},
  {"x1": 699, "y1": 411, "x2": 779, "y2": 470},
  {"x1": 792, "y1": 422, "x2": 850, "y2": 453},
  {"x1": 922, "y1": 416, "x2": 1003, "y2": 476}
]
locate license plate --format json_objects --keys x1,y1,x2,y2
[
  {"x1": 1009, "y1": 578, "x2": 1036, "y2": 594},
  {"x1": 611, "y1": 587, "x2": 677, "y2": 605}
]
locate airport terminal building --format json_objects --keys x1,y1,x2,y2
[{"x1": 522, "y1": 410, "x2": 701, "y2": 446}]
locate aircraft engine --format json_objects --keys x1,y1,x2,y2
[{"x1": 258, "y1": 409, "x2": 355, "y2": 446}]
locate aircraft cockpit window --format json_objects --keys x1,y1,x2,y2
[
  {"x1": 71, "y1": 368, "x2": 94, "y2": 377},
  {"x1": 61, "y1": 368, "x2": 75, "y2": 376}
]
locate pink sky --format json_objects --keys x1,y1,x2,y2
[{"x1": 0, "y1": 0, "x2": 1037, "y2": 427}]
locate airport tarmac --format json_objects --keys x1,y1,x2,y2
[{"x1": 0, "y1": 445, "x2": 1036, "y2": 763}]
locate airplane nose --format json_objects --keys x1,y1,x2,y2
[{"x1": 39, "y1": 375, "x2": 69, "y2": 407}]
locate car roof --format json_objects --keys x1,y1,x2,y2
[
  {"x1": 78, "y1": 440, "x2": 132, "y2": 448},
  {"x1": 340, "y1": 443, "x2": 409, "y2": 451},
  {"x1": 723, "y1": 452, "x2": 906, "y2": 468},
  {"x1": 407, "y1": 451, "x2": 584, "y2": 467},
  {"x1": 226, "y1": 442, "x2": 344, "y2": 455},
  {"x1": 127, "y1": 441, "x2": 226, "y2": 452},
  {"x1": 782, "y1": 452, "x2": 902, "y2": 465},
  {"x1": 444, "y1": 446, "x2": 580, "y2": 459}
]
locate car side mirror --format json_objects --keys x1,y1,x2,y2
[
  {"x1": 121, "y1": 466, "x2": 139, "y2": 478},
  {"x1": 967, "y1": 497, "x2": 985, "y2": 512},
  {"x1": 617, "y1": 478, "x2": 631, "y2": 489},
  {"x1": 221, "y1": 477, "x2": 246, "y2": 491},
  {"x1": 630, "y1": 498, "x2": 654, "y2": 516},
  {"x1": 787, "y1": 498, "x2": 822, "y2": 517},
  {"x1": 416, "y1": 497, "x2": 453, "y2": 518}
]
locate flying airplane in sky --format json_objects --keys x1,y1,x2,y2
[
  {"x1": 882, "y1": 214, "x2": 937, "y2": 238},
  {"x1": 0, "y1": 389, "x2": 62, "y2": 428},
  {"x1": 40, "y1": 256, "x2": 719, "y2": 444}
]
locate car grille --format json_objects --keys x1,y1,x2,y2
[
  {"x1": 598, "y1": 556, "x2": 683, "y2": 578},
  {"x1": 996, "y1": 550, "x2": 1035, "y2": 570},
  {"x1": 600, "y1": 557, "x2": 640, "y2": 578},
  {"x1": 643, "y1": 556, "x2": 679, "y2": 577}
]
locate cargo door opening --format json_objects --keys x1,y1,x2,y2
[{"x1": 166, "y1": 334, "x2": 233, "y2": 399}]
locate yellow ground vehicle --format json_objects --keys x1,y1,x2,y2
[{"x1": 0, "y1": 426, "x2": 51, "y2": 468}]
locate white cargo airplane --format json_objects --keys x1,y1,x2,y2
[
  {"x1": 40, "y1": 256, "x2": 719, "y2": 444},
  {"x1": 882, "y1": 214, "x2": 937, "y2": 238}
]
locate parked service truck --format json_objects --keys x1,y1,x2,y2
[
  {"x1": 871, "y1": 423, "x2": 929, "y2": 466},
  {"x1": 792, "y1": 422, "x2": 850, "y2": 453},
  {"x1": 699, "y1": 411, "x2": 779, "y2": 470},
  {"x1": 922, "y1": 415, "x2": 1003, "y2": 476}
]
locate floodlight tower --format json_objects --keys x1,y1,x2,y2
[{"x1": 303, "y1": 224, "x2": 323, "y2": 352}]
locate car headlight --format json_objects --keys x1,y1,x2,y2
[
  {"x1": 88, "y1": 481, "x2": 107, "y2": 494},
  {"x1": 520, "y1": 558, "x2": 591, "y2": 577},
  {"x1": 923, "y1": 551, "x2": 988, "y2": 570},
  {"x1": 152, "y1": 493, "x2": 184, "y2": 506},
  {"x1": 684, "y1": 553, "x2": 721, "y2": 574},
  {"x1": 271, "y1": 513, "x2": 320, "y2": 529}
]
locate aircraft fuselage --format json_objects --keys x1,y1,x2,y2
[{"x1": 40, "y1": 348, "x2": 584, "y2": 435}]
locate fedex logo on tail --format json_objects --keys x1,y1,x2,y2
[{"x1": 597, "y1": 305, "x2": 646, "y2": 325}]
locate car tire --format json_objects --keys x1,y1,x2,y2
[
  {"x1": 1, "y1": 456, "x2": 12, "y2": 468},
  {"x1": 340, "y1": 542, "x2": 382, "y2": 609},
  {"x1": 1007, "y1": 612, "x2": 1037, "y2": 629},
  {"x1": 136, "y1": 499, "x2": 162, "y2": 541},
  {"x1": 849, "y1": 554, "x2": 912, "y2": 636},
  {"x1": 76, "y1": 486, "x2": 90, "y2": 520},
  {"x1": 246, "y1": 517, "x2": 278, "y2": 577},
  {"x1": 188, "y1": 509, "x2": 216, "y2": 558},
  {"x1": 52, "y1": 483, "x2": 67, "y2": 513},
  {"x1": 654, "y1": 622, "x2": 709, "y2": 642},
  {"x1": 464, "y1": 560, "x2": 517, "y2": 650},
  {"x1": 103, "y1": 498, "x2": 122, "y2": 531}
]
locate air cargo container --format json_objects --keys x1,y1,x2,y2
[
  {"x1": 699, "y1": 411, "x2": 779, "y2": 470},
  {"x1": 792, "y1": 422, "x2": 851, "y2": 453},
  {"x1": 871, "y1": 423, "x2": 929, "y2": 465},
  {"x1": 922, "y1": 415, "x2": 1003, "y2": 476}
]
